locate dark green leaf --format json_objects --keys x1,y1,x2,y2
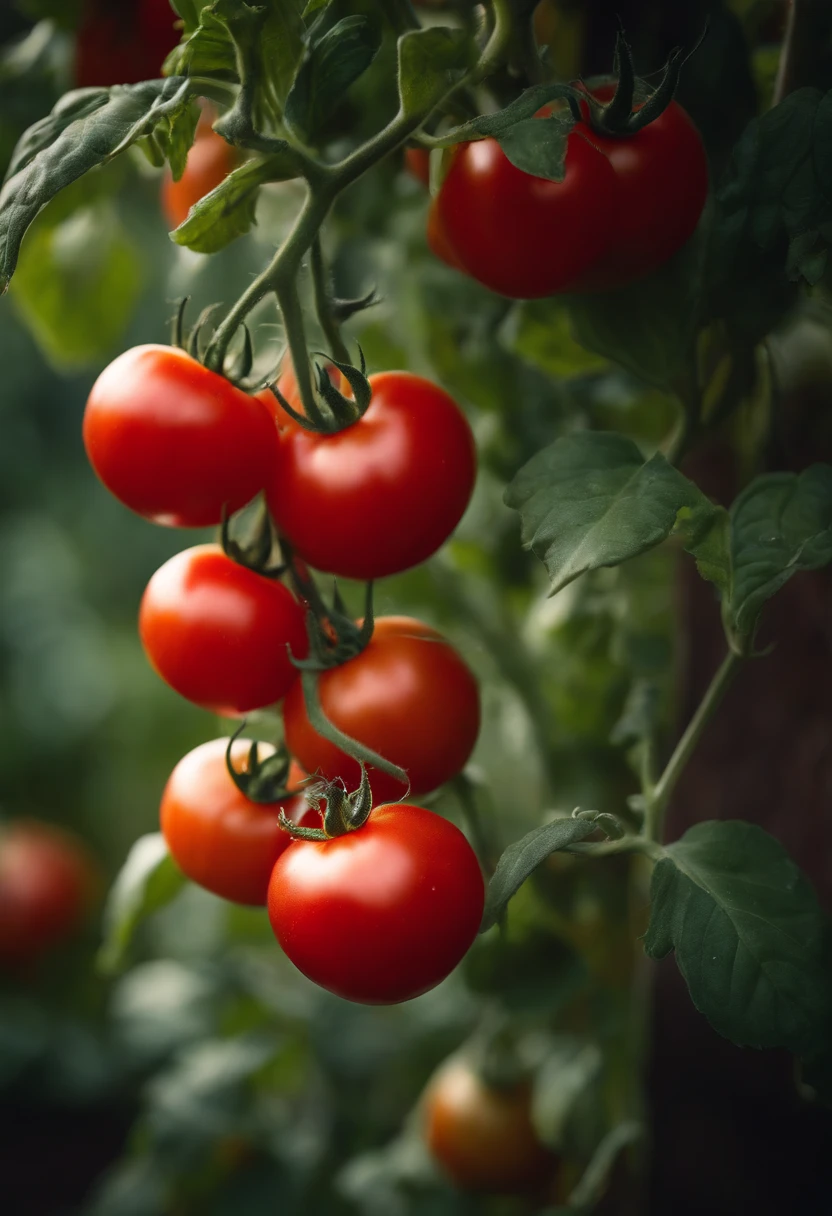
[
  {"x1": 481, "y1": 817, "x2": 596, "y2": 932},
  {"x1": 98, "y1": 834, "x2": 187, "y2": 976},
  {"x1": 727, "y1": 465, "x2": 832, "y2": 639},
  {"x1": 644, "y1": 821, "x2": 832, "y2": 1054},
  {"x1": 153, "y1": 96, "x2": 201, "y2": 182},
  {"x1": 504, "y1": 431, "x2": 719, "y2": 595},
  {"x1": 432, "y1": 81, "x2": 576, "y2": 145},
  {"x1": 0, "y1": 76, "x2": 190, "y2": 292},
  {"x1": 497, "y1": 114, "x2": 570, "y2": 181},
  {"x1": 285, "y1": 15, "x2": 381, "y2": 141},
  {"x1": 396, "y1": 26, "x2": 473, "y2": 119},
  {"x1": 171, "y1": 152, "x2": 296, "y2": 251}
]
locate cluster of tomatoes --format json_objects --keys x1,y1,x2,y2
[{"x1": 82, "y1": 331, "x2": 484, "y2": 1005}]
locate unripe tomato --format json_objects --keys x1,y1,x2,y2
[
  {"x1": 0, "y1": 821, "x2": 98, "y2": 966},
  {"x1": 75, "y1": 0, "x2": 180, "y2": 89},
  {"x1": 139, "y1": 545, "x2": 308, "y2": 715},
  {"x1": 424, "y1": 1058, "x2": 555, "y2": 1195},
  {"x1": 266, "y1": 372, "x2": 476, "y2": 580},
  {"x1": 404, "y1": 146, "x2": 431, "y2": 186},
  {"x1": 83, "y1": 345, "x2": 277, "y2": 528},
  {"x1": 267, "y1": 802, "x2": 484, "y2": 1003},
  {"x1": 282, "y1": 616, "x2": 480, "y2": 804},
  {"x1": 161, "y1": 740, "x2": 313, "y2": 905},
  {"x1": 435, "y1": 126, "x2": 618, "y2": 298},
  {"x1": 162, "y1": 125, "x2": 237, "y2": 230}
]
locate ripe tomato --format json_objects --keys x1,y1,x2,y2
[
  {"x1": 162, "y1": 124, "x2": 237, "y2": 230},
  {"x1": 427, "y1": 198, "x2": 464, "y2": 269},
  {"x1": 75, "y1": 0, "x2": 180, "y2": 88},
  {"x1": 434, "y1": 125, "x2": 617, "y2": 298},
  {"x1": 570, "y1": 85, "x2": 709, "y2": 288},
  {"x1": 0, "y1": 821, "x2": 97, "y2": 966},
  {"x1": 161, "y1": 740, "x2": 314, "y2": 905},
  {"x1": 424, "y1": 1058, "x2": 555, "y2": 1195},
  {"x1": 266, "y1": 372, "x2": 476, "y2": 580},
  {"x1": 404, "y1": 146, "x2": 431, "y2": 186},
  {"x1": 83, "y1": 345, "x2": 277, "y2": 528},
  {"x1": 267, "y1": 802, "x2": 484, "y2": 1003},
  {"x1": 282, "y1": 616, "x2": 480, "y2": 805},
  {"x1": 139, "y1": 545, "x2": 308, "y2": 715}
]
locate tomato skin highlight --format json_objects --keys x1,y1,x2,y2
[
  {"x1": 0, "y1": 821, "x2": 97, "y2": 965},
  {"x1": 139, "y1": 545, "x2": 308, "y2": 715},
  {"x1": 75, "y1": 0, "x2": 180, "y2": 88},
  {"x1": 266, "y1": 372, "x2": 476, "y2": 580},
  {"x1": 424, "y1": 1058, "x2": 555, "y2": 1195},
  {"x1": 267, "y1": 802, "x2": 485, "y2": 1004},
  {"x1": 161, "y1": 741, "x2": 312, "y2": 905},
  {"x1": 282, "y1": 616, "x2": 480, "y2": 805},
  {"x1": 435, "y1": 130, "x2": 617, "y2": 298},
  {"x1": 162, "y1": 125, "x2": 237, "y2": 230},
  {"x1": 83, "y1": 345, "x2": 277, "y2": 528}
]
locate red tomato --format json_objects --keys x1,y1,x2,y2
[
  {"x1": 282, "y1": 616, "x2": 480, "y2": 805},
  {"x1": 424, "y1": 1058, "x2": 556, "y2": 1195},
  {"x1": 161, "y1": 740, "x2": 314, "y2": 905},
  {"x1": 427, "y1": 198, "x2": 464, "y2": 269},
  {"x1": 404, "y1": 147, "x2": 431, "y2": 186},
  {"x1": 139, "y1": 545, "x2": 308, "y2": 715},
  {"x1": 266, "y1": 372, "x2": 476, "y2": 580},
  {"x1": 435, "y1": 126, "x2": 617, "y2": 298},
  {"x1": 570, "y1": 85, "x2": 709, "y2": 288},
  {"x1": 83, "y1": 345, "x2": 277, "y2": 528},
  {"x1": 75, "y1": 0, "x2": 180, "y2": 88},
  {"x1": 0, "y1": 821, "x2": 97, "y2": 966},
  {"x1": 162, "y1": 125, "x2": 237, "y2": 230},
  {"x1": 267, "y1": 802, "x2": 484, "y2": 1003}
]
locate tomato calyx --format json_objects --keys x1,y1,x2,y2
[
  {"x1": 221, "y1": 498, "x2": 286, "y2": 580},
  {"x1": 277, "y1": 765, "x2": 373, "y2": 842},
  {"x1": 268, "y1": 347, "x2": 372, "y2": 434},
  {"x1": 224, "y1": 724, "x2": 305, "y2": 805},
  {"x1": 285, "y1": 547, "x2": 375, "y2": 671},
  {"x1": 171, "y1": 297, "x2": 258, "y2": 390},
  {"x1": 581, "y1": 28, "x2": 698, "y2": 139}
]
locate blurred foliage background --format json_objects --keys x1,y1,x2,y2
[{"x1": 1, "y1": 1, "x2": 831, "y2": 1214}]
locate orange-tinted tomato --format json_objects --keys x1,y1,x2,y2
[
  {"x1": 162, "y1": 125, "x2": 237, "y2": 230},
  {"x1": 282, "y1": 616, "x2": 480, "y2": 804}
]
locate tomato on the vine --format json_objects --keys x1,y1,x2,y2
[
  {"x1": 161, "y1": 740, "x2": 313, "y2": 905},
  {"x1": 0, "y1": 822, "x2": 98, "y2": 966},
  {"x1": 75, "y1": 0, "x2": 180, "y2": 89},
  {"x1": 266, "y1": 371, "x2": 476, "y2": 580},
  {"x1": 84, "y1": 345, "x2": 277, "y2": 528},
  {"x1": 282, "y1": 616, "x2": 480, "y2": 805},
  {"x1": 424, "y1": 1058, "x2": 556, "y2": 1195},
  {"x1": 434, "y1": 125, "x2": 617, "y2": 298},
  {"x1": 267, "y1": 802, "x2": 484, "y2": 1004},
  {"x1": 162, "y1": 123, "x2": 237, "y2": 231},
  {"x1": 139, "y1": 545, "x2": 308, "y2": 715},
  {"x1": 404, "y1": 147, "x2": 431, "y2": 186}
]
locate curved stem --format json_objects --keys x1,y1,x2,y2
[
  {"x1": 567, "y1": 836, "x2": 664, "y2": 861},
  {"x1": 311, "y1": 237, "x2": 351, "y2": 365}
]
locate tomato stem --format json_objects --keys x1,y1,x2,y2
[{"x1": 299, "y1": 669, "x2": 410, "y2": 789}]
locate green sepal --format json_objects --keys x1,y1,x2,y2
[{"x1": 224, "y1": 722, "x2": 300, "y2": 806}]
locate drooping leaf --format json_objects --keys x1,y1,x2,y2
[
  {"x1": 0, "y1": 76, "x2": 190, "y2": 291},
  {"x1": 153, "y1": 95, "x2": 201, "y2": 182},
  {"x1": 504, "y1": 431, "x2": 720, "y2": 595},
  {"x1": 727, "y1": 465, "x2": 832, "y2": 640},
  {"x1": 170, "y1": 152, "x2": 296, "y2": 251},
  {"x1": 497, "y1": 114, "x2": 571, "y2": 181},
  {"x1": 396, "y1": 26, "x2": 473, "y2": 119},
  {"x1": 644, "y1": 820, "x2": 832, "y2": 1054},
  {"x1": 480, "y1": 817, "x2": 596, "y2": 932},
  {"x1": 98, "y1": 834, "x2": 187, "y2": 976},
  {"x1": 285, "y1": 14, "x2": 381, "y2": 141}
]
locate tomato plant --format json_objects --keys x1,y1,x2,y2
[
  {"x1": 266, "y1": 371, "x2": 476, "y2": 580},
  {"x1": 268, "y1": 801, "x2": 485, "y2": 1004},
  {"x1": 162, "y1": 122, "x2": 238, "y2": 231},
  {"x1": 160, "y1": 739, "x2": 312, "y2": 905},
  {"x1": 0, "y1": 822, "x2": 97, "y2": 966},
  {"x1": 424, "y1": 1057, "x2": 555, "y2": 1195},
  {"x1": 83, "y1": 345, "x2": 277, "y2": 528},
  {"x1": 283, "y1": 616, "x2": 480, "y2": 804},
  {"x1": 139, "y1": 545, "x2": 308, "y2": 715}
]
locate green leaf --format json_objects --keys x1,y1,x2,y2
[
  {"x1": 153, "y1": 96, "x2": 201, "y2": 182},
  {"x1": 303, "y1": 0, "x2": 331, "y2": 12},
  {"x1": 497, "y1": 114, "x2": 570, "y2": 181},
  {"x1": 432, "y1": 81, "x2": 576, "y2": 146},
  {"x1": 504, "y1": 431, "x2": 719, "y2": 595},
  {"x1": 610, "y1": 677, "x2": 661, "y2": 747},
  {"x1": 644, "y1": 820, "x2": 832, "y2": 1054},
  {"x1": 396, "y1": 26, "x2": 473, "y2": 119},
  {"x1": 98, "y1": 834, "x2": 187, "y2": 976},
  {"x1": 727, "y1": 465, "x2": 832, "y2": 639},
  {"x1": 285, "y1": 15, "x2": 381, "y2": 142},
  {"x1": 171, "y1": 152, "x2": 295, "y2": 251},
  {"x1": 481, "y1": 817, "x2": 596, "y2": 933},
  {"x1": 0, "y1": 76, "x2": 190, "y2": 292},
  {"x1": 503, "y1": 298, "x2": 608, "y2": 379},
  {"x1": 532, "y1": 1038, "x2": 603, "y2": 1151}
]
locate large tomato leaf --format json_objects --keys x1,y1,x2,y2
[
  {"x1": 170, "y1": 153, "x2": 295, "y2": 250},
  {"x1": 284, "y1": 14, "x2": 382, "y2": 142},
  {"x1": 504, "y1": 431, "x2": 725, "y2": 596},
  {"x1": 396, "y1": 26, "x2": 473, "y2": 119},
  {"x1": 98, "y1": 834, "x2": 187, "y2": 976},
  {"x1": 0, "y1": 76, "x2": 190, "y2": 292},
  {"x1": 644, "y1": 820, "x2": 832, "y2": 1054},
  {"x1": 480, "y1": 816, "x2": 596, "y2": 932}
]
